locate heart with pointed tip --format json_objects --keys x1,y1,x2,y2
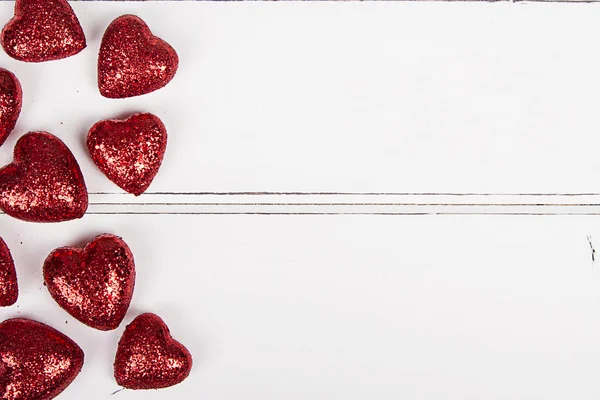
[
  {"x1": 0, "y1": 132, "x2": 88, "y2": 222},
  {"x1": 0, "y1": 69, "x2": 22, "y2": 148},
  {"x1": 43, "y1": 234, "x2": 136, "y2": 331},
  {"x1": 87, "y1": 113, "x2": 167, "y2": 196},
  {"x1": 98, "y1": 15, "x2": 178, "y2": 98},
  {"x1": 0, "y1": 238, "x2": 17, "y2": 307},
  {"x1": 1, "y1": 0, "x2": 86, "y2": 62},
  {"x1": 0, "y1": 318, "x2": 84, "y2": 399},
  {"x1": 114, "y1": 313, "x2": 192, "y2": 389}
]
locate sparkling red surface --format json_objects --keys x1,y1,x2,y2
[
  {"x1": 0, "y1": 132, "x2": 88, "y2": 223},
  {"x1": 0, "y1": 3, "x2": 193, "y2": 396},
  {"x1": 0, "y1": 69, "x2": 21, "y2": 148},
  {"x1": 0, "y1": 318, "x2": 84, "y2": 399},
  {"x1": 0, "y1": 238, "x2": 17, "y2": 307},
  {"x1": 98, "y1": 14, "x2": 178, "y2": 98},
  {"x1": 43, "y1": 234, "x2": 136, "y2": 331},
  {"x1": 114, "y1": 313, "x2": 192, "y2": 390},
  {"x1": 87, "y1": 113, "x2": 168, "y2": 196},
  {"x1": 1, "y1": 0, "x2": 86, "y2": 62}
]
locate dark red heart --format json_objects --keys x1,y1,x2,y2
[
  {"x1": 0, "y1": 69, "x2": 22, "y2": 148},
  {"x1": 1, "y1": 0, "x2": 86, "y2": 62},
  {"x1": 98, "y1": 15, "x2": 178, "y2": 98},
  {"x1": 0, "y1": 132, "x2": 88, "y2": 223},
  {"x1": 114, "y1": 313, "x2": 192, "y2": 389},
  {"x1": 0, "y1": 318, "x2": 84, "y2": 399},
  {"x1": 43, "y1": 234, "x2": 135, "y2": 331},
  {"x1": 87, "y1": 113, "x2": 167, "y2": 196},
  {"x1": 0, "y1": 238, "x2": 17, "y2": 307}
]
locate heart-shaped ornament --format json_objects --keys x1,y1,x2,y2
[
  {"x1": 0, "y1": 318, "x2": 84, "y2": 399},
  {"x1": 0, "y1": 69, "x2": 22, "y2": 148},
  {"x1": 114, "y1": 313, "x2": 192, "y2": 389},
  {"x1": 43, "y1": 234, "x2": 135, "y2": 331},
  {"x1": 0, "y1": 238, "x2": 17, "y2": 307},
  {"x1": 87, "y1": 113, "x2": 167, "y2": 196},
  {"x1": 0, "y1": 132, "x2": 88, "y2": 223},
  {"x1": 98, "y1": 15, "x2": 178, "y2": 98},
  {"x1": 1, "y1": 0, "x2": 86, "y2": 62}
]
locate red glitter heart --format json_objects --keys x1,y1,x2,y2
[
  {"x1": 0, "y1": 132, "x2": 88, "y2": 223},
  {"x1": 0, "y1": 318, "x2": 84, "y2": 399},
  {"x1": 114, "y1": 313, "x2": 192, "y2": 389},
  {"x1": 87, "y1": 113, "x2": 167, "y2": 196},
  {"x1": 98, "y1": 15, "x2": 179, "y2": 98},
  {"x1": 0, "y1": 238, "x2": 17, "y2": 307},
  {"x1": 0, "y1": 69, "x2": 22, "y2": 148},
  {"x1": 43, "y1": 234, "x2": 135, "y2": 331},
  {"x1": 1, "y1": 0, "x2": 86, "y2": 62}
]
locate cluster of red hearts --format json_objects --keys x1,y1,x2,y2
[{"x1": 0, "y1": 0, "x2": 193, "y2": 398}]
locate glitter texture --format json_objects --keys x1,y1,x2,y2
[
  {"x1": 0, "y1": 238, "x2": 17, "y2": 307},
  {"x1": 43, "y1": 234, "x2": 135, "y2": 331},
  {"x1": 0, "y1": 69, "x2": 22, "y2": 148},
  {"x1": 0, "y1": 318, "x2": 84, "y2": 399},
  {"x1": 0, "y1": 132, "x2": 88, "y2": 223},
  {"x1": 114, "y1": 313, "x2": 192, "y2": 389},
  {"x1": 87, "y1": 113, "x2": 168, "y2": 196},
  {"x1": 1, "y1": 0, "x2": 86, "y2": 62},
  {"x1": 98, "y1": 15, "x2": 178, "y2": 98}
]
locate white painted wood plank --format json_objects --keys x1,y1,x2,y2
[
  {"x1": 2, "y1": 214, "x2": 600, "y2": 399},
  {"x1": 1, "y1": 2, "x2": 599, "y2": 195}
]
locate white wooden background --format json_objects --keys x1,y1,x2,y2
[{"x1": 2, "y1": 2, "x2": 600, "y2": 399}]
